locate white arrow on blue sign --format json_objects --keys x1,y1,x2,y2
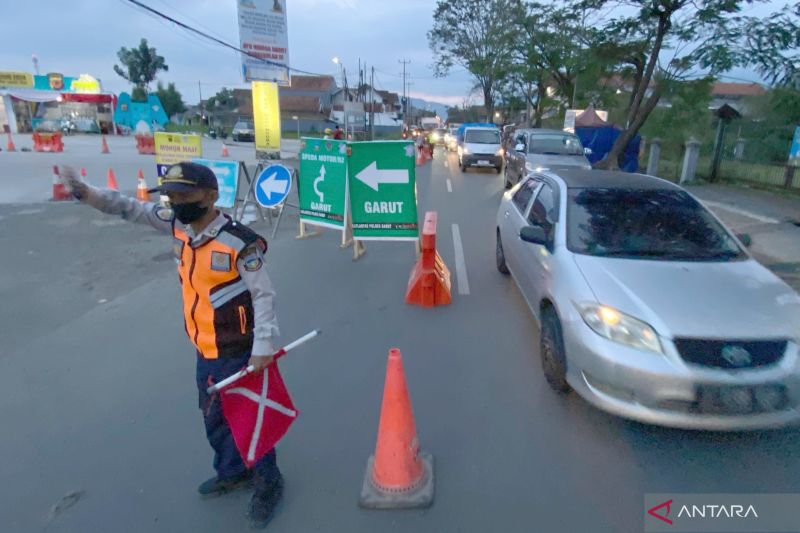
[{"x1": 254, "y1": 165, "x2": 293, "y2": 207}]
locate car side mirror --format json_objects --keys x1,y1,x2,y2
[
  {"x1": 520, "y1": 226, "x2": 547, "y2": 245},
  {"x1": 736, "y1": 233, "x2": 752, "y2": 247},
  {"x1": 515, "y1": 143, "x2": 526, "y2": 153},
  {"x1": 584, "y1": 147, "x2": 593, "y2": 156}
]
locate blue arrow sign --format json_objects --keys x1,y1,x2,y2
[{"x1": 254, "y1": 165, "x2": 292, "y2": 207}]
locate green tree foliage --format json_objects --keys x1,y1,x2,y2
[
  {"x1": 155, "y1": 82, "x2": 186, "y2": 119},
  {"x1": 113, "y1": 38, "x2": 168, "y2": 95},
  {"x1": 428, "y1": 0, "x2": 521, "y2": 120},
  {"x1": 739, "y1": 88, "x2": 800, "y2": 163},
  {"x1": 580, "y1": 0, "x2": 800, "y2": 169},
  {"x1": 205, "y1": 88, "x2": 238, "y2": 111}
]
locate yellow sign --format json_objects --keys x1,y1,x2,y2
[
  {"x1": 154, "y1": 133, "x2": 203, "y2": 177},
  {"x1": 252, "y1": 81, "x2": 281, "y2": 154},
  {"x1": 70, "y1": 74, "x2": 101, "y2": 94},
  {"x1": 0, "y1": 71, "x2": 33, "y2": 88}
]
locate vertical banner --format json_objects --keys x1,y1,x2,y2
[
  {"x1": 252, "y1": 81, "x2": 282, "y2": 160},
  {"x1": 789, "y1": 126, "x2": 800, "y2": 167},
  {"x1": 298, "y1": 138, "x2": 348, "y2": 230},
  {"x1": 236, "y1": 0, "x2": 290, "y2": 85}
]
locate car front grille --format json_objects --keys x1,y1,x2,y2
[{"x1": 673, "y1": 339, "x2": 787, "y2": 369}]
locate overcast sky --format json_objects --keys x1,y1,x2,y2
[
  {"x1": 0, "y1": 0, "x2": 476, "y2": 106},
  {"x1": 0, "y1": 0, "x2": 786, "y2": 107}
]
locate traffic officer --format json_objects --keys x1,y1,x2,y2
[{"x1": 62, "y1": 162, "x2": 283, "y2": 529}]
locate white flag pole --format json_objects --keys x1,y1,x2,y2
[{"x1": 206, "y1": 329, "x2": 321, "y2": 394}]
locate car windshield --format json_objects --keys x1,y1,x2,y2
[
  {"x1": 436, "y1": 129, "x2": 446, "y2": 135},
  {"x1": 528, "y1": 133, "x2": 584, "y2": 155},
  {"x1": 235, "y1": 121, "x2": 253, "y2": 129},
  {"x1": 567, "y1": 188, "x2": 745, "y2": 261},
  {"x1": 465, "y1": 129, "x2": 500, "y2": 144}
]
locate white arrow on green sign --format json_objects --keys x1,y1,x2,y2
[{"x1": 347, "y1": 141, "x2": 419, "y2": 240}]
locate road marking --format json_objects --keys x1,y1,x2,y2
[
  {"x1": 445, "y1": 160, "x2": 449, "y2": 168},
  {"x1": 446, "y1": 178, "x2": 453, "y2": 193},
  {"x1": 701, "y1": 200, "x2": 780, "y2": 224},
  {"x1": 452, "y1": 224, "x2": 470, "y2": 295}
]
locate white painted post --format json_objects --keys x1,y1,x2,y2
[{"x1": 680, "y1": 138, "x2": 701, "y2": 184}]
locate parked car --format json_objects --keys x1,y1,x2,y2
[
  {"x1": 495, "y1": 169, "x2": 800, "y2": 430},
  {"x1": 232, "y1": 119, "x2": 255, "y2": 142},
  {"x1": 457, "y1": 124, "x2": 503, "y2": 173},
  {"x1": 504, "y1": 129, "x2": 592, "y2": 189}
]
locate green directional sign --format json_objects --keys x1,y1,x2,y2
[
  {"x1": 298, "y1": 138, "x2": 348, "y2": 229},
  {"x1": 347, "y1": 141, "x2": 419, "y2": 240}
]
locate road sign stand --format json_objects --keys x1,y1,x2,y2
[
  {"x1": 353, "y1": 238, "x2": 366, "y2": 261},
  {"x1": 233, "y1": 162, "x2": 269, "y2": 224},
  {"x1": 295, "y1": 220, "x2": 321, "y2": 240}
]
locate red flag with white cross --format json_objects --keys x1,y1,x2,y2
[{"x1": 219, "y1": 365, "x2": 298, "y2": 467}]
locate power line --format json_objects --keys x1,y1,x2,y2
[{"x1": 121, "y1": 0, "x2": 326, "y2": 78}]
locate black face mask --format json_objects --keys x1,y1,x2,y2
[{"x1": 172, "y1": 201, "x2": 209, "y2": 224}]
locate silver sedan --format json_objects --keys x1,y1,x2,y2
[{"x1": 495, "y1": 169, "x2": 800, "y2": 430}]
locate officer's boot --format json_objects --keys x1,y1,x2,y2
[
  {"x1": 197, "y1": 470, "x2": 253, "y2": 498},
  {"x1": 247, "y1": 471, "x2": 284, "y2": 529}
]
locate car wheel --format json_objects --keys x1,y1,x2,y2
[
  {"x1": 460, "y1": 159, "x2": 467, "y2": 172},
  {"x1": 540, "y1": 308, "x2": 570, "y2": 394},
  {"x1": 495, "y1": 166, "x2": 502, "y2": 174},
  {"x1": 496, "y1": 231, "x2": 510, "y2": 275}
]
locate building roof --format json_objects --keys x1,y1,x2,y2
[
  {"x1": 711, "y1": 82, "x2": 766, "y2": 97},
  {"x1": 280, "y1": 95, "x2": 322, "y2": 113},
  {"x1": 288, "y1": 75, "x2": 336, "y2": 92},
  {"x1": 543, "y1": 169, "x2": 681, "y2": 190},
  {"x1": 377, "y1": 90, "x2": 400, "y2": 106}
]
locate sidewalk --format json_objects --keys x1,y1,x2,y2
[{"x1": 687, "y1": 183, "x2": 800, "y2": 290}]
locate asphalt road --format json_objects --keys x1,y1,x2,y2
[{"x1": 1, "y1": 146, "x2": 799, "y2": 533}]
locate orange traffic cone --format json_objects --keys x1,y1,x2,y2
[
  {"x1": 106, "y1": 168, "x2": 119, "y2": 190},
  {"x1": 136, "y1": 169, "x2": 150, "y2": 201},
  {"x1": 101, "y1": 135, "x2": 110, "y2": 154},
  {"x1": 415, "y1": 146, "x2": 425, "y2": 166},
  {"x1": 6, "y1": 131, "x2": 16, "y2": 152},
  {"x1": 359, "y1": 348, "x2": 434, "y2": 509},
  {"x1": 80, "y1": 167, "x2": 88, "y2": 183},
  {"x1": 51, "y1": 165, "x2": 71, "y2": 201},
  {"x1": 221, "y1": 143, "x2": 230, "y2": 158}
]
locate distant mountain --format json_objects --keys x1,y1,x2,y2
[{"x1": 409, "y1": 98, "x2": 449, "y2": 121}]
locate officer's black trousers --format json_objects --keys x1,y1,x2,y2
[{"x1": 196, "y1": 353, "x2": 281, "y2": 491}]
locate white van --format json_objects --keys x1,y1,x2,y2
[{"x1": 457, "y1": 125, "x2": 503, "y2": 173}]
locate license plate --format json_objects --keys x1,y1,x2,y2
[
  {"x1": 696, "y1": 384, "x2": 787, "y2": 414},
  {"x1": 478, "y1": 160, "x2": 490, "y2": 165}
]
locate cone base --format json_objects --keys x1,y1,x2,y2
[{"x1": 358, "y1": 451, "x2": 434, "y2": 509}]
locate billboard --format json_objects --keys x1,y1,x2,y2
[{"x1": 236, "y1": 0, "x2": 290, "y2": 85}]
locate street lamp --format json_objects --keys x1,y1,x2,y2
[
  {"x1": 292, "y1": 115, "x2": 299, "y2": 139},
  {"x1": 332, "y1": 57, "x2": 347, "y2": 136}
]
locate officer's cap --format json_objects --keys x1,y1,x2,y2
[{"x1": 149, "y1": 162, "x2": 218, "y2": 193}]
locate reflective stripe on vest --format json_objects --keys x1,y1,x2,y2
[{"x1": 174, "y1": 227, "x2": 254, "y2": 359}]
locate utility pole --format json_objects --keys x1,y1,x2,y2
[
  {"x1": 198, "y1": 81, "x2": 205, "y2": 126},
  {"x1": 407, "y1": 80, "x2": 414, "y2": 126},
  {"x1": 370, "y1": 66, "x2": 375, "y2": 140},
  {"x1": 399, "y1": 59, "x2": 411, "y2": 128}
]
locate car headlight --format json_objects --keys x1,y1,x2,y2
[
  {"x1": 432, "y1": 133, "x2": 440, "y2": 141},
  {"x1": 462, "y1": 147, "x2": 470, "y2": 154},
  {"x1": 496, "y1": 148, "x2": 504, "y2": 156},
  {"x1": 577, "y1": 303, "x2": 662, "y2": 354}
]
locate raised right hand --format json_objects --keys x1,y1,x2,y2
[{"x1": 61, "y1": 166, "x2": 89, "y2": 201}]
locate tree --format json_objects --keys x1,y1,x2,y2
[
  {"x1": 428, "y1": 0, "x2": 521, "y2": 121},
  {"x1": 580, "y1": 0, "x2": 800, "y2": 169},
  {"x1": 205, "y1": 88, "x2": 238, "y2": 111},
  {"x1": 113, "y1": 38, "x2": 168, "y2": 97},
  {"x1": 155, "y1": 82, "x2": 186, "y2": 119}
]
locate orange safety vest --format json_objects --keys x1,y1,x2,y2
[{"x1": 173, "y1": 218, "x2": 267, "y2": 359}]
